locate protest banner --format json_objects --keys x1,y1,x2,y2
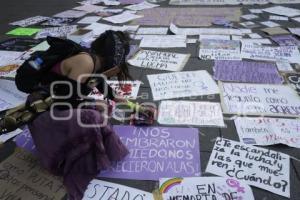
[
  {"x1": 199, "y1": 40, "x2": 241, "y2": 60},
  {"x1": 158, "y1": 101, "x2": 225, "y2": 127},
  {"x1": 83, "y1": 180, "x2": 154, "y2": 200},
  {"x1": 0, "y1": 148, "x2": 66, "y2": 200},
  {"x1": 234, "y1": 117, "x2": 300, "y2": 148},
  {"x1": 220, "y1": 82, "x2": 300, "y2": 117},
  {"x1": 206, "y1": 137, "x2": 290, "y2": 198},
  {"x1": 147, "y1": 71, "x2": 219, "y2": 100},
  {"x1": 128, "y1": 50, "x2": 190, "y2": 71},
  {"x1": 159, "y1": 177, "x2": 254, "y2": 200},
  {"x1": 100, "y1": 125, "x2": 201, "y2": 180},
  {"x1": 213, "y1": 60, "x2": 283, "y2": 84}
]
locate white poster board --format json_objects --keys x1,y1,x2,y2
[
  {"x1": 83, "y1": 180, "x2": 154, "y2": 200},
  {"x1": 159, "y1": 177, "x2": 254, "y2": 200},
  {"x1": 206, "y1": 137, "x2": 290, "y2": 198},
  {"x1": 220, "y1": 82, "x2": 300, "y2": 117},
  {"x1": 148, "y1": 70, "x2": 219, "y2": 100},
  {"x1": 199, "y1": 39, "x2": 241, "y2": 60},
  {"x1": 106, "y1": 80, "x2": 141, "y2": 99},
  {"x1": 234, "y1": 117, "x2": 300, "y2": 148},
  {"x1": 128, "y1": 50, "x2": 190, "y2": 71},
  {"x1": 158, "y1": 101, "x2": 225, "y2": 127}
]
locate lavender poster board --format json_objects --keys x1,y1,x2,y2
[
  {"x1": 214, "y1": 60, "x2": 283, "y2": 84},
  {"x1": 271, "y1": 35, "x2": 300, "y2": 47},
  {"x1": 100, "y1": 125, "x2": 201, "y2": 180},
  {"x1": 119, "y1": 0, "x2": 144, "y2": 4},
  {"x1": 132, "y1": 7, "x2": 241, "y2": 27}
]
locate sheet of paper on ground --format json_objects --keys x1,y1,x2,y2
[
  {"x1": 241, "y1": 43, "x2": 300, "y2": 63},
  {"x1": 199, "y1": 40, "x2": 241, "y2": 60},
  {"x1": 128, "y1": 50, "x2": 190, "y2": 71},
  {"x1": 0, "y1": 148, "x2": 65, "y2": 200},
  {"x1": 234, "y1": 117, "x2": 300, "y2": 148},
  {"x1": 148, "y1": 70, "x2": 219, "y2": 100},
  {"x1": 159, "y1": 177, "x2": 254, "y2": 200},
  {"x1": 213, "y1": 60, "x2": 283, "y2": 84},
  {"x1": 106, "y1": 80, "x2": 141, "y2": 99},
  {"x1": 206, "y1": 137, "x2": 290, "y2": 198},
  {"x1": 158, "y1": 101, "x2": 225, "y2": 127},
  {"x1": 83, "y1": 180, "x2": 153, "y2": 200},
  {"x1": 0, "y1": 79, "x2": 27, "y2": 111},
  {"x1": 220, "y1": 82, "x2": 300, "y2": 117},
  {"x1": 100, "y1": 125, "x2": 201, "y2": 180},
  {"x1": 139, "y1": 35, "x2": 187, "y2": 48}
]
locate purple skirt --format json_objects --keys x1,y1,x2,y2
[{"x1": 28, "y1": 109, "x2": 129, "y2": 200}]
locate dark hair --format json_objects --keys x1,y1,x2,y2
[{"x1": 90, "y1": 30, "x2": 132, "y2": 81}]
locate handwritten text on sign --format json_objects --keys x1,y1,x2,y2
[
  {"x1": 83, "y1": 180, "x2": 153, "y2": 200},
  {"x1": 158, "y1": 101, "x2": 225, "y2": 127},
  {"x1": 159, "y1": 177, "x2": 254, "y2": 200},
  {"x1": 234, "y1": 117, "x2": 300, "y2": 148},
  {"x1": 100, "y1": 126, "x2": 201, "y2": 180},
  {"x1": 199, "y1": 39, "x2": 241, "y2": 60},
  {"x1": 148, "y1": 70, "x2": 219, "y2": 101},
  {"x1": 128, "y1": 50, "x2": 190, "y2": 71},
  {"x1": 0, "y1": 149, "x2": 65, "y2": 200},
  {"x1": 206, "y1": 137, "x2": 290, "y2": 198},
  {"x1": 220, "y1": 82, "x2": 300, "y2": 117}
]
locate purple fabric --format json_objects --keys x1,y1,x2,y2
[
  {"x1": 213, "y1": 60, "x2": 283, "y2": 84},
  {"x1": 27, "y1": 109, "x2": 129, "y2": 200}
]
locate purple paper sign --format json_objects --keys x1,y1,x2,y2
[
  {"x1": 213, "y1": 60, "x2": 283, "y2": 84},
  {"x1": 99, "y1": 125, "x2": 201, "y2": 180},
  {"x1": 271, "y1": 35, "x2": 300, "y2": 47},
  {"x1": 13, "y1": 126, "x2": 37, "y2": 153},
  {"x1": 119, "y1": 0, "x2": 143, "y2": 4}
]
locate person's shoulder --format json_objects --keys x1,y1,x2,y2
[{"x1": 63, "y1": 53, "x2": 94, "y2": 73}]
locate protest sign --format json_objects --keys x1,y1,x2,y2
[
  {"x1": 54, "y1": 10, "x2": 87, "y2": 18},
  {"x1": 0, "y1": 129, "x2": 22, "y2": 144},
  {"x1": 241, "y1": 43, "x2": 300, "y2": 63},
  {"x1": 0, "y1": 38, "x2": 42, "y2": 51},
  {"x1": 83, "y1": 180, "x2": 154, "y2": 200},
  {"x1": 42, "y1": 17, "x2": 77, "y2": 26},
  {"x1": 199, "y1": 40, "x2": 241, "y2": 60},
  {"x1": 285, "y1": 73, "x2": 300, "y2": 95},
  {"x1": 6, "y1": 27, "x2": 41, "y2": 36},
  {"x1": 206, "y1": 137, "x2": 290, "y2": 198},
  {"x1": 103, "y1": 11, "x2": 143, "y2": 24},
  {"x1": 35, "y1": 25, "x2": 78, "y2": 39},
  {"x1": 139, "y1": 35, "x2": 187, "y2": 48},
  {"x1": 136, "y1": 27, "x2": 168, "y2": 35},
  {"x1": 159, "y1": 177, "x2": 254, "y2": 200},
  {"x1": 106, "y1": 80, "x2": 141, "y2": 99},
  {"x1": 271, "y1": 35, "x2": 300, "y2": 46},
  {"x1": 263, "y1": 6, "x2": 300, "y2": 17},
  {"x1": 0, "y1": 148, "x2": 65, "y2": 200},
  {"x1": 0, "y1": 51, "x2": 24, "y2": 77},
  {"x1": 100, "y1": 125, "x2": 201, "y2": 180},
  {"x1": 220, "y1": 82, "x2": 300, "y2": 117},
  {"x1": 128, "y1": 50, "x2": 190, "y2": 71},
  {"x1": 169, "y1": 0, "x2": 300, "y2": 5},
  {"x1": 0, "y1": 79, "x2": 27, "y2": 111},
  {"x1": 147, "y1": 70, "x2": 219, "y2": 100},
  {"x1": 158, "y1": 101, "x2": 225, "y2": 127},
  {"x1": 276, "y1": 60, "x2": 294, "y2": 72},
  {"x1": 234, "y1": 117, "x2": 300, "y2": 148},
  {"x1": 132, "y1": 7, "x2": 241, "y2": 27},
  {"x1": 288, "y1": 28, "x2": 300, "y2": 37},
  {"x1": 213, "y1": 60, "x2": 283, "y2": 84},
  {"x1": 10, "y1": 16, "x2": 50, "y2": 27}
]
